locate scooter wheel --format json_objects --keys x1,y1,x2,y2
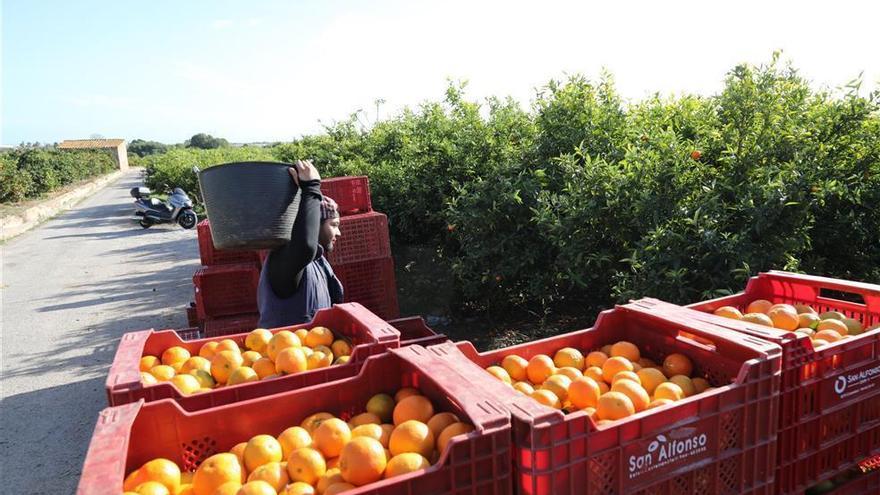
[
  {"x1": 139, "y1": 218, "x2": 153, "y2": 229},
  {"x1": 178, "y1": 211, "x2": 198, "y2": 229}
]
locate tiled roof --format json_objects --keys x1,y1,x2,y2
[{"x1": 58, "y1": 139, "x2": 125, "y2": 149}]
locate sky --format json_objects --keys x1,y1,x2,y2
[{"x1": 2, "y1": 0, "x2": 879, "y2": 145}]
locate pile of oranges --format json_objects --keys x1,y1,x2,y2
[
  {"x1": 122, "y1": 388, "x2": 474, "y2": 495},
  {"x1": 139, "y1": 328, "x2": 353, "y2": 395},
  {"x1": 712, "y1": 300, "x2": 876, "y2": 348},
  {"x1": 484, "y1": 341, "x2": 715, "y2": 425}
]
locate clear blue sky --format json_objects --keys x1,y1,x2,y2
[{"x1": 3, "y1": 0, "x2": 879, "y2": 145}]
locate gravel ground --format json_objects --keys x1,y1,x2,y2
[{"x1": 0, "y1": 169, "x2": 200, "y2": 494}]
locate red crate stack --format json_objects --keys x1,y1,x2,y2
[
  {"x1": 196, "y1": 219, "x2": 262, "y2": 266},
  {"x1": 321, "y1": 175, "x2": 372, "y2": 215},
  {"x1": 334, "y1": 257, "x2": 400, "y2": 320},
  {"x1": 193, "y1": 263, "x2": 260, "y2": 321}
]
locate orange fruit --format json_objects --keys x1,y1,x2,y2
[
  {"x1": 240, "y1": 351, "x2": 262, "y2": 368},
  {"x1": 349, "y1": 412, "x2": 382, "y2": 428},
  {"x1": 798, "y1": 313, "x2": 821, "y2": 329},
  {"x1": 275, "y1": 347, "x2": 308, "y2": 375},
  {"x1": 277, "y1": 426, "x2": 312, "y2": 459},
  {"x1": 653, "y1": 382, "x2": 684, "y2": 401},
  {"x1": 316, "y1": 469, "x2": 344, "y2": 494},
  {"x1": 216, "y1": 339, "x2": 241, "y2": 354},
  {"x1": 817, "y1": 319, "x2": 849, "y2": 335},
  {"x1": 244, "y1": 435, "x2": 283, "y2": 473},
  {"x1": 305, "y1": 327, "x2": 334, "y2": 348},
  {"x1": 389, "y1": 420, "x2": 435, "y2": 458},
  {"x1": 814, "y1": 329, "x2": 843, "y2": 342},
  {"x1": 134, "y1": 481, "x2": 171, "y2": 495},
  {"x1": 192, "y1": 453, "x2": 244, "y2": 495},
  {"x1": 149, "y1": 365, "x2": 176, "y2": 382},
  {"x1": 266, "y1": 331, "x2": 301, "y2": 361},
  {"x1": 769, "y1": 303, "x2": 797, "y2": 313},
  {"x1": 669, "y1": 375, "x2": 696, "y2": 397},
  {"x1": 662, "y1": 353, "x2": 693, "y2": 378},
  {"x1": 282, "y1": 482, "x2": 315, "y2": 495},
  {"x1": 647, "y1": 398, "x2": 675, "y2": 409},
  {"x1": 334, "y1": 356, "x2": 350, "y2": 365},
  {"x1": 602, "y1": 356, "x2": 633, "y2": 383},
  {"x1": 385, "y1": 452, "x2": 430, "y2": 479},
  {"x1": 393, "y1": 395, "x2": 434, "y2": 425},
  {"x1": 287, "y1": 448, "x2": 326, "y2": 486},
  {"x1": 124, "y1": 458, "x2": 181, "y2": 493},
  {"x1": 530, "y1": 389, "x2": 561, "y2": 409},
  {"x1": 586, "y1": 351, "x2": 608, "y2": 368},
  {"x1": 212, "y1": 481, "x2": 241, "y2": 495},
  {"x1": 501, "y1": 355, "x2": 529, "y2": 381},
  {"x1": 313, "y1": 418, "x2": 352, "y2": 458},
  {"x1": 140, "y1": 355, "x2": 160, "y2": 371},
  {"x1": 843, "y1": 318, "x2": 864, "y2": 336},
  {"x1": 713, "y1": 306, "x2": 743, "y2": 320},
  {"x1": 227, "y1": 367, "x2": 259, "y2": 386},
  {"x1": 584, "y1": 366, "x2": 605, "y2": 383},
  {"x1": 170, "y1": 361, "x2": 185, "y2": 373},
  {"x1": 394, "y1": 388, "x2": 420, "y2": 402},
  {"x1": 436, "y1": 422, "x2": 474, "y2": 453},
  {"x1": 742, "y1": 313, "x2": 774, "y2": 327},
  {"x1": 596, "y1": 380, "x2": 610, "y2": 394},
  {"x1": 526, "y1": 355, "x2": 556, "y2": 385},
  {"x1": 198, "y1": 341, "x2": 220, "y2": 360},
  {"x1": 141, "y1": 372, "x2": 159, "y2": 386},
  {"x1": 350, "y1": 423, "x2": 384, "y2": 444},
  {"x1": 795, "y1": 304, "x2": 817, "y2": 314},
  {"x1": 245, "y1": 329, "x2": 273, "y2": 353},
  {"x1": 179, "y1": 356, "x2": 211, "y2": 375},
  {"x1": 366, "y1": 393, "x2": 395, "y2": 423},
  {"x1": 812, "y1": 339, "x2": 831, "y2": 348},
  {"x1": 331, "y1": 339, "x2": 352, "y2": 358},
  {"x1": 189, "y1": 370, "x2": 215, "y2": 389},
  {"x1": 746, "y1": 299, "x2": 774, "y2": 314},
  {"x1": 237, "y1": 480, "x2": 277, "y2": 495},
  {"x1": 485, "y1": 366, "x2": 512, "y2": 384},
  {"x1": 211, "y1": 351, "x2": 244, "y2": 384},
  {"x1": 610, "y1": 341, "x2": 640, "y2": 362},
  {"x1": 162, "y1": 346, "x2": 191, "y2": 366},
  {"x1": 768, "y1": 306, "x2": 799, "y2": 331},
  {"x1": 513, "y1": 381, "x2": 535, "y2": 395},
  {"x1": 171, "y1": 374, "x2": 202, "y2": 395},
  {"x1": 555, "y1": 367, "x2": 583, "y2": 381},
  {"x1": 306, "y1": 350, "x2": 333, "y2": 370},
  {"x1": 325, "y1": 456, "x2": 340, "y2": 470},
  {"x1": 553, "y1": 347, "x2": 585, "y2": 370},
  {"x1": 301, "y1": 412, "x2": 334, "y2": 434},
  {"x1": 542, "y1": 374, "x2": 572, "y2": 402},
  {"x1": 568, "y1": 376, "x2": 601, "y2": 409},
  {"x1": 597, "y1": 392, "x2": 635, "y2": 420},
  {"x1": 177, "y1": 484, "x2": 194, "y2": 495},
  {"x1": 230, "y1": 443, "x2": 247, "y2": 470},
  {"x1": 339, "y1": 436, "x2": 386, "y2": 486},
  {"x1": 637, "y1": 358, "x2": 657, "y2": 368},
  {"x1": 692, "y1": 377, "x2": 710, "y2": 393},
  {"x1": 426, "y1": 412, "x2": 459, "y2": 439},
  {"x1": 795, "y1": 328, "x2": 815, "y2": 338},
  {"x1": 251, "y1": 358, "x2": 276, "y2": 379},
  {"x1": 324, "y1": 483, "x2": 357, "y2": 495},
  {"x1": 600, "y1": 344, "x2": 613, "y2": 356},
  {"x1": 246, "y1": 461, "x2": 288, "y2": 492},
  {"x1": 611, "y1": 371, "x2": 640, "y2": 386},
  {"x1": 819, "y1": 311, "x2": 846, "y2": 321},
  {"x1": 611, "y1": 380, "x2": 650, "y2": 412},
  {"x1": 637, "y1": 368, "x2": 667, "y2": 395}
]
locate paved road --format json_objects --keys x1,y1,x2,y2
[{"x1": 0, "y1": 170, "x2": 201, "y2": 494}]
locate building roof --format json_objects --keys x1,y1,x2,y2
[{"x1": 58, "y1": 139, "x2": 125, "y2": 149}]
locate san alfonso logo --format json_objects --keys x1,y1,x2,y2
[
  {"x1": 833, "y1": 363, "x2": 880, "y2": 397},
  {"x1": 628, "y1": 429, "x2": 710, "y2": 478}
]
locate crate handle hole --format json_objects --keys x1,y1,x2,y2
[
  {"x1": 818, "y1": 288, "x2": 866, "y2": 306},
  {"x1": 676, "y1": 330, "x2": 717, "y2": 353}
]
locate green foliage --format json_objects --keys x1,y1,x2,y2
[
  {"x1": 128, "y1": 139, "x2": 168, "y2": 157},
  {"x1": 0, "y1": 147, "x2": 116, "y2": 203},
  {"x1": 186, "y1": 133, "x2": 229, "y2": 149}
]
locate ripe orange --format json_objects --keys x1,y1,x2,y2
[
  {"x1": 140, "y1": 355, "x2": 160, "y2": 371},
  {"x1": 389, "y1": 420, "x2": 435, "y2": 458},
  {"x1": 501, "y1": 355, "x2": 529, "y2": 381},
  {"x1": 553, "y1": 348, "x2": 585, "y2": 370},
  {"x1": 305, "y1": 327, "x2": 334, "y2": 348},
  {"x1": 611, "y1": 380, "x2": 650, "y2": 412},
  {"x1": 611, "y1": 371, "x2": 641, "y2": 386},
  {"x1": 742, "y1": 313, "x2": 774, "y2": 327},
  {"x1": 842, "y1": 318, "x2": 864, "y2": 336},
  {"x1": 393, "y1": 395, "x2": 434, "y2": 425},
  {"x1": 227, "y1": 367, "x2": 259, "y2": 386},
  {"x1": 586, "y1": 351, "x2": 608, "y2": 368},
  {"x1": 436, "y1": 423, "x2": 475, "y2": 453},
  {"x1": 647, "y1": 398, "x2": 675, "y2": 409},
  {"x1": 252, "y1": 358, "x2": 276, "y2": 379},
  {"x1": 229, "y1": 443, "x2": 247, "y2": 470},
  {"x1": 245, "y1": 329, "x2": 273, "y2": 353},
  {"x1": 653, "y1": 382, "x2": 684, "y2": 401},
  {"x1": 198, "y1": 341, "x2": 220, "y2": 360},
  {"x1": 814, "y1": 329, "x2": 843, "y2": 342},
  {"x1": 240, "y1": 351, "x2": 262, "y2": 368},
  {"x1": 394, "y1": 388, "x2": 420, "y2": 402},
  {"x1": 426, "y1": 412, "x2": 460, "y2": 439},
  {"x1": 610, "y1": 341, "x2": 640, "y2": 362},
  {"x1": 385, "y1": 453, "x2": 430, "y2": 479},
  {"x1": 637, "y1": 368, "x2": 666, "y2": 395},
  {"x1": 555, "y1": 367, "x2": 583, "y2": 381},
  {"x1": 237, "y1": 480, "x2": 277, "y2": 495},
  {"x1": 600, "y1": 344, "x2": 613, "y2": 356},
  {"x1": 316, "y1": 469, "x2": 344, "y2": 494},
  {"x1": 212, "y1": 481, "x2": 240, "y2": 495},
  {"x1": 350, "y1": 423, "x2": 384, "y2": 445},
  {"x1": 568, "y1": 376, "x2": 601, "y2": 409},
  {"x1": 713, "y1": 306, "x2": 743, "y2": 320},
  {"x1": 817, "y1": 319, "x2": 849, "y2": 335},
  {"x1": 746, "y1": 299, "x2": 774, "y2": 314},
  {"x1": 141, "y1": 372, "x2": 159, "y2": 386},
  {"x1": 301, "y1": 412, "x2": 334, "y2": 434},
  {"x1": 485, "y1": 366, "x2": 512, "y2": 384},
  {"x1": 768, "y1": 306, "x2": 799, "y2": 331},
  {"x1": 513, "y1": 381, "x2": 535, "y2": 395},
  {"x1": 171, "y1": 374, "x2": 201, "y2": 395},
  {"x1": 584, "y1": 366, "x2": 605, "y2": 384},
  {"x1": 795, "y1": 304, "x2": 817, "y2": 314},
  {"x1": 211, "y1": 351, "x2": 244, "y2": 385},
  {"x1": 275, "y1": 347, "x2": 308, "y2": 375},
  {"x1": 334, "y1": 356, "x2": 350, "y2": 365},
  {"x1": 266, "y1": 331, "x2": 301, "y2": 361},
  {"x1": 349, "y1": 412, "x2": 382, "y2": 428},
  {"x1": 162, "y1": 346, "x2": 191, "y2": 366},
  {"x1": 124, "y1": 458, "x2": 181, "y2": 493},
  {"x1": 216, "y1": 339, "x2": 241, "y2": 354},
  {"x1": 366, "y1": 393, "x2": 395, "y2": 423},
  {"x1": 596, "y1": 380, "x2": 610, "y2": 394},
  {"x1": 306, "y1": 350, "x2": 333, "y2": 370},
  {"x1": 277, "y1": 426, "x2": 312, "y2": 459},
  {"x1": 339, "y1": 437, "x2": 387, "y2": 486},
  {"x1": 179, "y1": 356, "x2": 211, "y2": 375},
  {"x1": 324, "y1": 483, "x2": 357, "y2": 495},
  {"x1": 668, "y1": 375, "x2": 696, "y2": 397},
  {"x1": 530, "y1": 389, "x2": 561, "y2": 409},
  {"x1": 313, "y1": 418, "x2": 352, "y2": 458},
  {"x1": 798, "y1": 313, "x2": 821, "y2": 329},
  {"x1": 247, "y1": 461, "x2": 288, "y2": 492},
  {"x1": 286, "y1": 448, "x2": 326, "y2": 486},
  {"x1": 596, "y1": 392, "x2": 635, "y2": 420},
  {"x1": 527, "y1": 355, "x2": 556, "y2": 384},
  {"x1": 692, "y1": 377, "x2": 710, "y2": 393},
  {"x1": 133, "y1": 481, "x2": 171, "y2": 495},
  {"x1": 282, "y1": 481, "x2": 315, "y2": 495},
  {"x1": 328, "y1": 339, "x2": 350, "y2": 359},
  {"x1": 602, "y1": 356, "x2": 633, "y2": 383},
  {"x1": 192, "y1": 453, "x2": 243, "y2": 495},
  {"x1": 819, "y1": 311, "x2": 846, "y2": 321},
  {"x1": 542, "y1": 374, "x2": 572, "y2": 402},
  {"x1": 662, "y1": 353, "x2": 693, "y2": 378},
  {"x1": 244, "y1": 435, "x2": 283, "y2": 473}
]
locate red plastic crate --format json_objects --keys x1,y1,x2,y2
[
  {"x1": 185, "y1": 302, "x2": 200, "y2": 328},
  {"x1": 105, "y1": 303, "x2": 399, "y2": 409},
  {"x1": 679, "y1": 271, "x2": 880, "y2": 494},
  {"x1": 197, "y1": 219, "x2": 262, "y2": 266},
  {"x1": 325, "y1": 211, "x2": 392, "y2": 265},
  {"x1": 82, "y1": 346, "x2": 513, "y2": 495},
  {"x1": 202, "y1": 312, "x2": 260, "y2": 338},
  {"x1": 193, "y1": 263, "x2": 260, "y2": 320},
  {"x1": 427, "y1": 299, "x2": 783, "y2": 495},
  {"x1": 334, "y1": 256, "x2": 400, "y2": 320},
  {"x1": 389, "y1": 315, "x2": 449, "y2": 348},
  {"x1": 321, "y1": 175, "x2": 372, "y2": 215},
  {"x1": 177, "y1": 327, "x2": 202, "y2": 341}
]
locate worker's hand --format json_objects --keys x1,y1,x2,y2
[{"x1": 289, "y1": 159, "x2": 321, "y2": 184}]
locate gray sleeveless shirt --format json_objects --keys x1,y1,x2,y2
[{"x1": 257, "y1": 246, "x2": 344, "y2": 328}]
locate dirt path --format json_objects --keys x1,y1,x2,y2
[{"x1": 0, "y1": 169, "x2": 200, "y2": 494}]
